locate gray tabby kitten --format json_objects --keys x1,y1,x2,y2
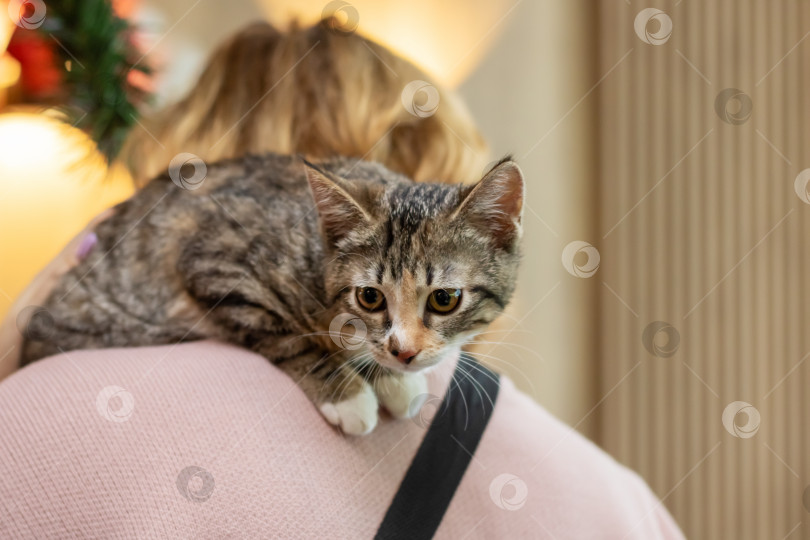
[{"x1": 20, "y1": 153, "x2": 524, "y2": 435}]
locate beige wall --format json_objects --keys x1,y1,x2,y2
[
  {"x1": 460, "y1": 2, "x2": 810, "y2": 537},
  {"x1": 460, "y1": 1, "x2": 599, "y2": 435},
  {"x1": 597, "y1": 2, "x2": 810, "y2": 539}
]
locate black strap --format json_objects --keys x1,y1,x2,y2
[{"x1": 374, "y1": 354, "x2": 500, "y2": 540}]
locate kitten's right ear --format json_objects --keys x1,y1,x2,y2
[{"x1": 302, "y1": 158, "x2": 371, "y2": 245}]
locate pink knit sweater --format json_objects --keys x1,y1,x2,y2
[{"x1": 0, "y1": 341, "x2": 683, "y2": 538}]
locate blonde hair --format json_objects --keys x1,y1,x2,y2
[{"x1": 122, "y1": 20, "x2": 489, "y2": 186}]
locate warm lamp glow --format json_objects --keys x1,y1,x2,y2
[
  {"x1": 253, "y1": 0, "x2": 512, "y2": 88},
  {"x1": 0, "y1": 113, "x2": 67, "y2": 168},
  {"x1": 0, "y1": 4, "x2": 19, "y2": 95},
  {"x1": 0, "y1": 6, "x2": 12, "y2": 53},
  {"x1": 0, "y1": 53, "x2": 20, "y2": 90},
  {"x1": 0, "y1": 112, "x2": 134, "y2": 318}
]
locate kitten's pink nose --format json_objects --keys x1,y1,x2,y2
[{"x1": 390, "y1": 349, "x2": 420, "y2": 365}]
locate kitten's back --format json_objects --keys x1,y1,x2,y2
[{"x1": 20, "y1": 153, "x2": 401, "y2": 364}]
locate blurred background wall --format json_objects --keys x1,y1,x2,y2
[
  {"x1": 598, "y1": 2, "x2": 810, "y2": 539},
  {"x1": 2, "y1": 1, "x2": 809, "y2": 538}
]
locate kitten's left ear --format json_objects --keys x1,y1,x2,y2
[
  {"x1": 451, "y1": 157, "x2": 525, "y2": 250},
  {"x1": 302, "y1": 158, "x2": 372, "y2": 245}
]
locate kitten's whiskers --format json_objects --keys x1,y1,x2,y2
[
  {"x1": 448, "y1": 372, "x2": 470, "y2": 431},
  {"x1": 456, "y1": 358, "x2": 496, "y2": 413},
  {"x1": 461, "y1": 350, "x2": 537, "y2": 395}
]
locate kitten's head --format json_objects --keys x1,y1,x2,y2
[{"x1": 306, "y1": 157, "x2": 523, "y2": 373}]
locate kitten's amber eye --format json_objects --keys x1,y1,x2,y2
[
  {"x1": 428, "y1": 289, "x2": 462, "y2": 314},
  {"x1": 356, "y1": 287, "x2": 386, "y2": 311}
]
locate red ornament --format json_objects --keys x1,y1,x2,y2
[{"x1": 7, "y1": 29, "x2": 62, "y2": 98}]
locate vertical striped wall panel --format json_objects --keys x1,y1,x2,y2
[{"x1": 597, "y1": 2, "x2": 810, "y2": 538}]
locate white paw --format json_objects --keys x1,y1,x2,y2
[
  {"x1": 375, "y1": 372, "x2": 429, "y2": 419},
  {"x1": 319, "y1": 383, "x2": 379, "y2": 435}
]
